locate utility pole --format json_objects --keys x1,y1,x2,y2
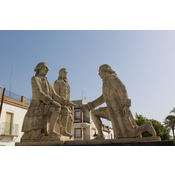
[
  {"x1": 0, "y1": 88, "x2": 6, "y2": 118},
  {"x1": 10, "y1": 65, "x2": 13, "y2": 97}
]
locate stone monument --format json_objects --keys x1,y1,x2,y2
[
  {"x1": 81, "y1": 64, "x2": 160, "y2": 141},
  {"x1": 19, "y1": 62, "x2": 77, "y2": 144},
  {"x1": 54, "y1": 68, "x2": 74, "y2": 138},
  {"x1": 16, "y1": 63, "x2": 163, "y2": 146}
]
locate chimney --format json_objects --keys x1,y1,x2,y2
[{"x1": 21, "y1": 96, "x2": 25, "y2": 104}]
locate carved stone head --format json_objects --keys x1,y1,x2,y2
[
  {"x1": 34, "y1": 62, "x2": 49, "y2": 76},
  {"x1": 98, "y1": 64, "x2": 116, "y2": 79},
  {"x1": 58, "y1": 68, "x2": 68, "y2": 79}
]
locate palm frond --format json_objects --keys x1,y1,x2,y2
[
  {"x1": 170, "y1": 107, "x2": 175, "y2": 114},
  {"x1": 165, "y1": 115, "x2": 175, "y2": 120},
  {"x1": 163, "y1": 115, "x2": 175, "y2": 138}
]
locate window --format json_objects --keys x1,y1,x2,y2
[
  {"x1": 4, "y1": 112, "x2": 14, "y2": 135},
  {"x1": 74, "y1": 128, "x2": 82, "y2": 138},
  {"x1": 74, "y1": 111, "x2": 82, "y2": 122},
  {"x1": 75, "y1": 111, "x2": 81, "y2": 119}
]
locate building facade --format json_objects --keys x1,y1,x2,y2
[
  {"x1": 56, "y1": 99, "x2": 114, "y2": 140},
  {"x1": 0, "y1": 87, "x2": 30, "y2": 146},
  {"x1": 70, "y1": 100, "x2": 114, "y2": 140}
]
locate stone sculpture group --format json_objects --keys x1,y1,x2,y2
[
  {"x1": 20, "y1": 62, "x2": 157, "y2": 143},
  {"x1": 21, "y1": 62, "x2": 77, "y2": 142}
]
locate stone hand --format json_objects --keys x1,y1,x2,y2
[
  {"x1": 69, "y1": 106, "x2": 74, "y2": 111},
  {"x1": 81, "y1": 105, "x2": 89, "y2": 111},
  {"x1": 51, "y1": 101, "x2": 61, "y2": 108},
  {"x1": 66, "y1": 101, "x2": 77, "y2": 107}
]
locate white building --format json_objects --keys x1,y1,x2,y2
[
  {"x1": 0, "y1": 87, "x2": 114, "y2": 146},
  {"x1": 71, "y1": 100, "x2": 114, "y2": 140},
  {"x1": 0, "y1": 86, "x2": 30, "y2": 146}
]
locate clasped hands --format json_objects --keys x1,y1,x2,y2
[{"x1": 51, "y1": 100, "x2": 77, "y2": 108}]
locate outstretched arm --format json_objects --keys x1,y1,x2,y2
[
  {"x1": 51, "y1": 84, "x2": 77, "y2": 107},
  {"x1": 82, "y1": 94, "x2": 105, "y2": 111}
]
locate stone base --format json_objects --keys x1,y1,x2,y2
[
  {"x1": 39, "y1": 135, "x2": 74, "y2": 142},
  {"x1": 64, "y1": 136, "x2": 163, "y2": 146},
  {"x1": 15, "y1": 136, "x2": 174, "y2": 146},
  {"x1": 16, "y1": 135, "x2": 73, "y2": 146}
]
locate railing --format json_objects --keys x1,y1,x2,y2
[
  {"x1": 25, "y1": 97, "x2": 31, "y2": 104},
  {"x1": 1, "y1": 88, "x2": 31, "y2": 104},
  {"x1": 0, "y1": 122, "x2": 19, "y2": 136},
  {"x1": 74, "y1": 116, "x2": 90, "y2": 123},
  {"x1": 4, "y1": 90, "x2": 21, "y2": 102}
]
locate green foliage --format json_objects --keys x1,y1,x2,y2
[
  {"x1": 135, "y1": 113, "x2": 171, "y2": 140},
  {"x1": 163, "y1": 114, "x2": 175, "y2": 139},
  {"x1": 169, "y1": 107, "x2": 175, "y2": 114}
]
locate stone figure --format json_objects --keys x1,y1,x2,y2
[
  {"x1": 21, "y1": 62, "x2": 77, "y2": 142},
  {"x1": 54, "y1": 68, "x2": 74, "y2": 137},
  {"x1": 81, "y1": 64, "x2": 157, "y2": 139}
]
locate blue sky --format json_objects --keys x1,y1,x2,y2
[{"x1": 1, "y1": 30, "x2": 175, "y2": 128}]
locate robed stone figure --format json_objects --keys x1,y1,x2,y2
[
  {"x1": 82, "y1": 64, "x2": 157, "y2": 139},
  {"x1": 21, "y1": 62, "x2": 76, "y2": 142}
]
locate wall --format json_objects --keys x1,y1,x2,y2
[
  {"x1": 0, "y1": 87, "x2": 29, "y2": 146},
  {"x1": 0, "y1": 103, "x2": 27, "y2": 146}
]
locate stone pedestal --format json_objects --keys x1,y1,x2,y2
[
  {"x1": 15, "y1": 136, "x2": 174, "y2": 146},
  {"x1": 64, "y1": 136, "x2": 162, "y2": 146},
  {"x1": 16, "y1": 135, "x2": 73, "y2": 146}
]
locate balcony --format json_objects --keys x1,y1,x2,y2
[
  {"x1": 74, "y1": 116, "x2": 90, "y2": 124},
  {"x1": 0, "y1": 122, "x2": 19, "y2": 140}
]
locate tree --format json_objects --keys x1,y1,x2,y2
[
  {"x1": 163, "y1": 108, "x2": 175, "y2": 139},
  {"x1": 170, "y1": 107, "x2": 175, "y2": 114},
  {"x1": 135, "y1": 113, "x2": 171, "y2": 140}
]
